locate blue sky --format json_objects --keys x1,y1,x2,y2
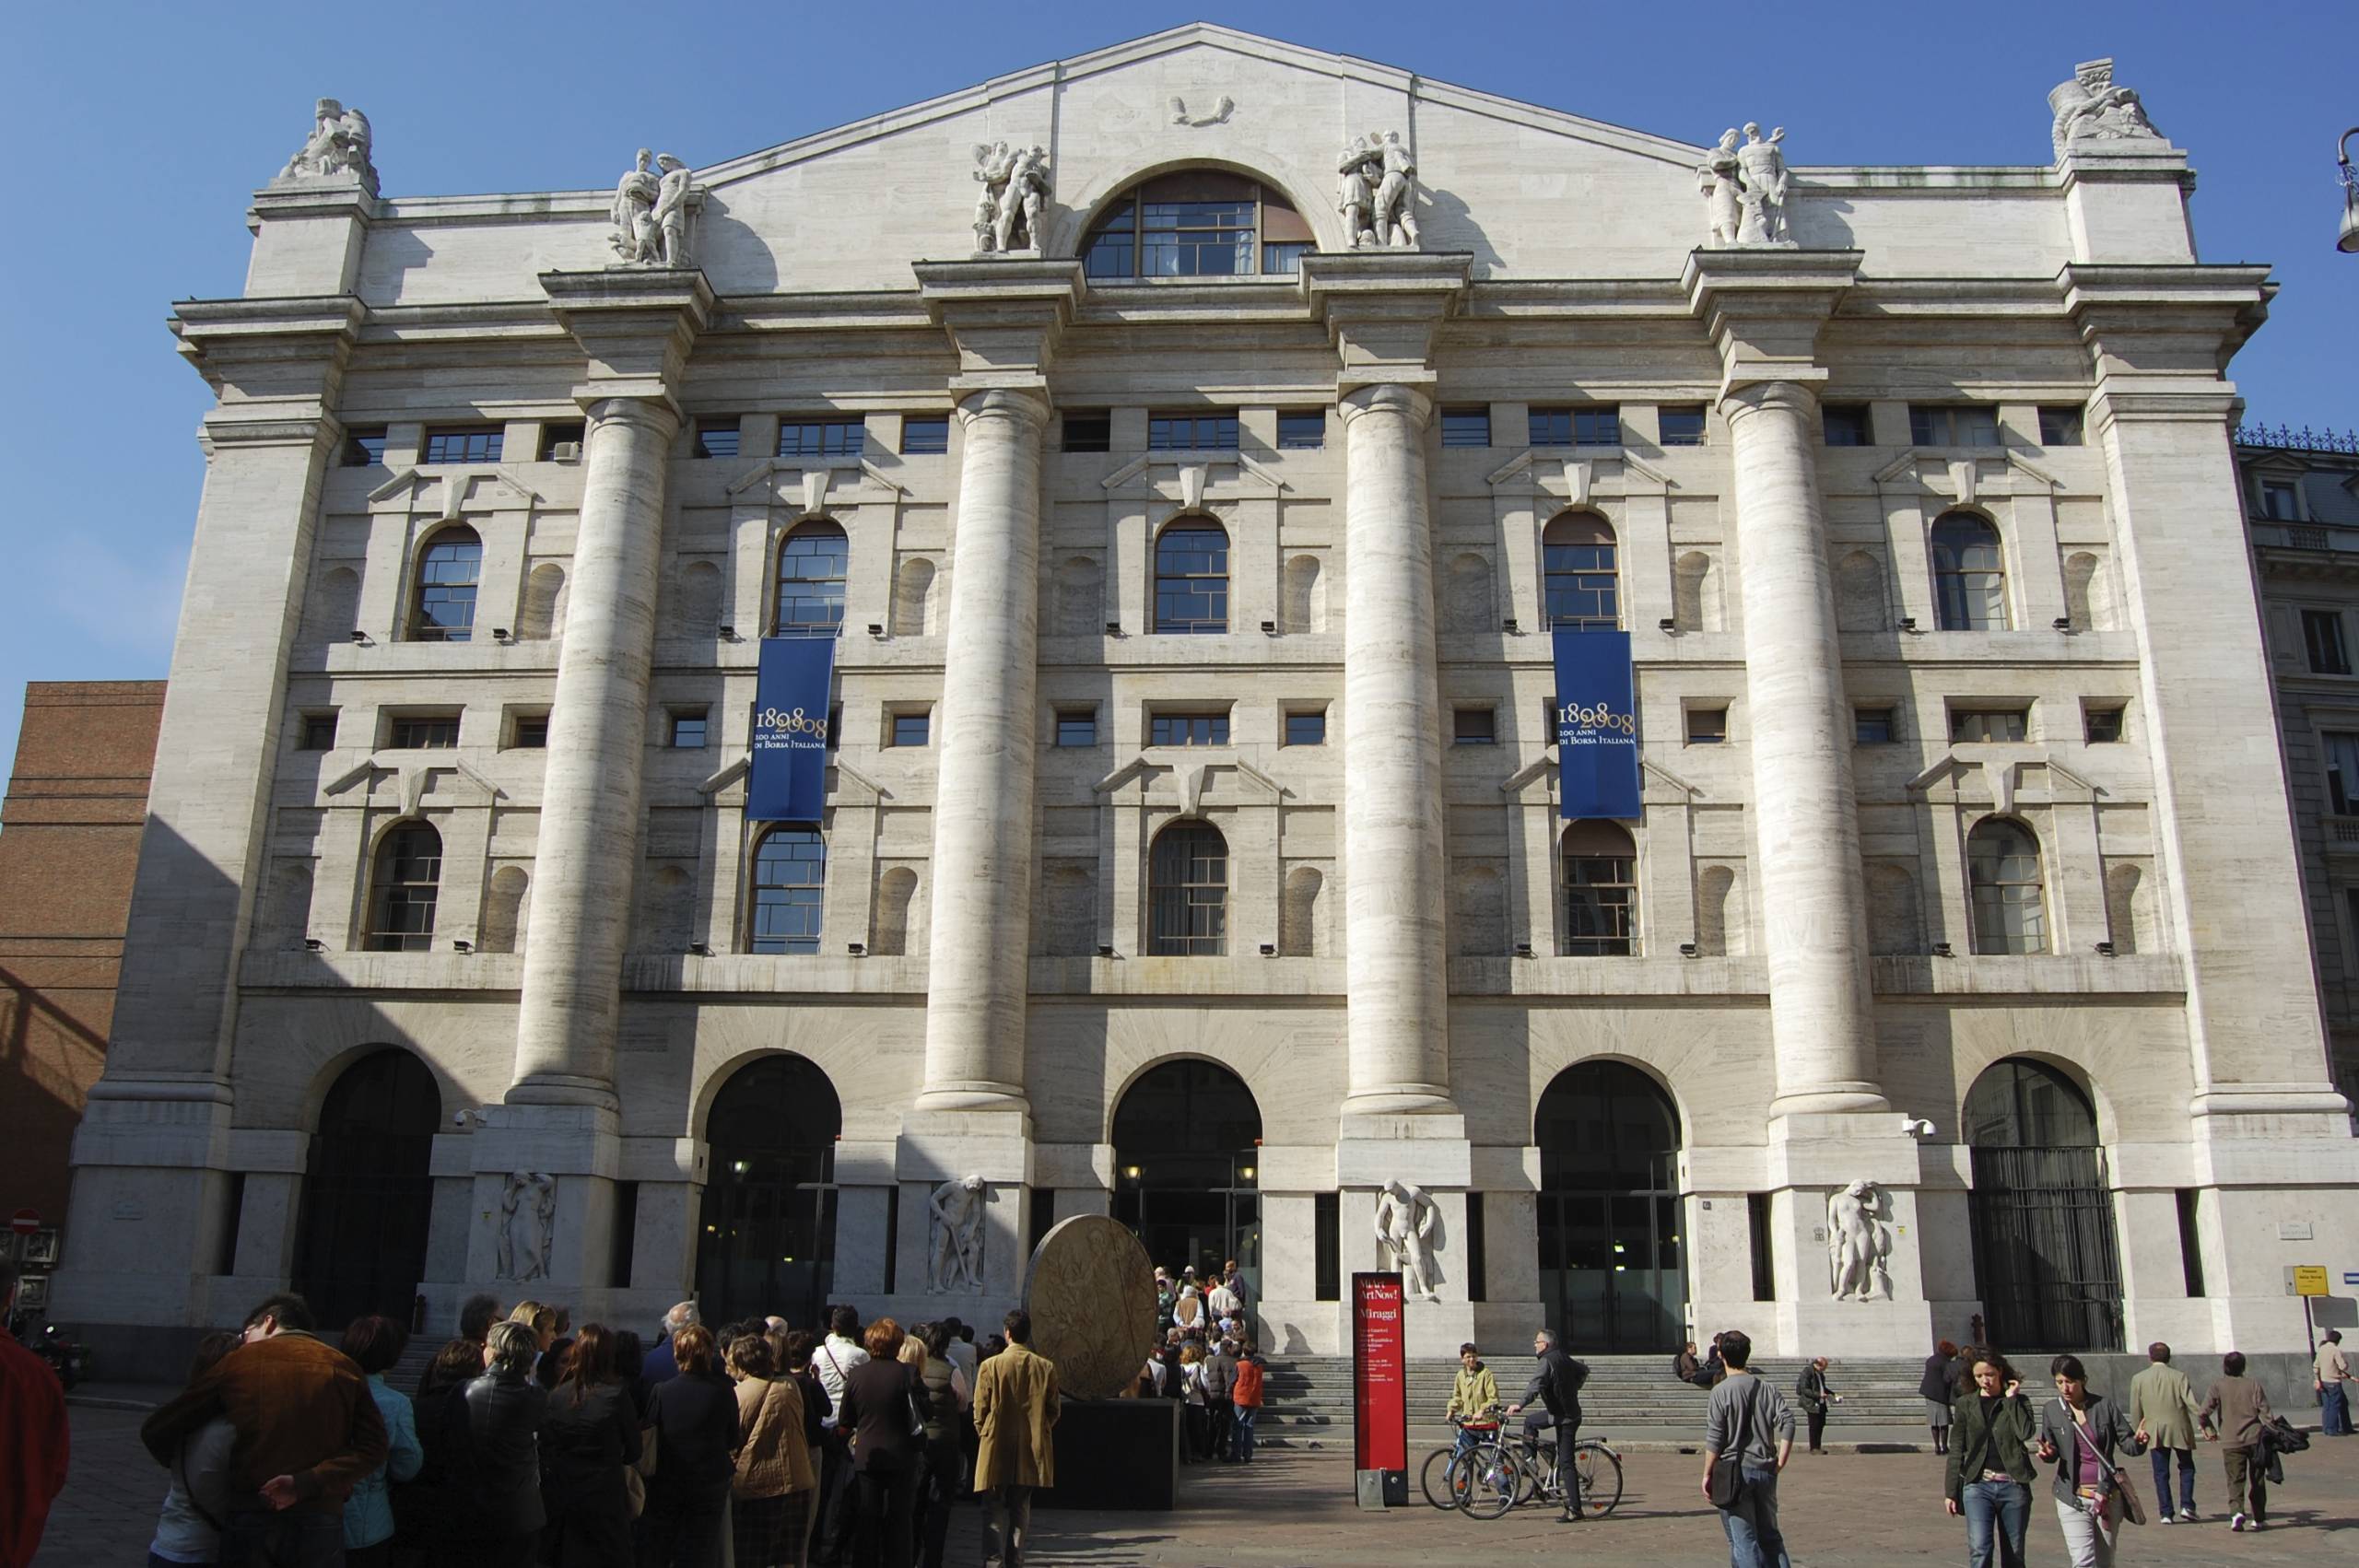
[{"x1": 3, "y1": 0, "x2": 2353, "y2": 778}]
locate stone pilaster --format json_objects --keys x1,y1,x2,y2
[
  {"x1": 1687, "y1": 250, "x2": 1885, "y2": 1115},
  {"x1": 55, "y1": 297, "x2": 362, "y2": 1340}
]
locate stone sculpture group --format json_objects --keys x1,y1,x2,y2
[
  {"x1": 1374, "y1": 1177, "x2": 1442, "y2": 1300},
  {"x1": 1337, "y1": 131, "x2": 1420, "y2": 249},
  {"x1": 609, "y1": 149, "x2": 697, "y2": 268},
  {"x1": 1697, "y1": 123, "x2": 1790, "y2": 247},
  {"x1": 279, "y1": 98, "x2": 377, "y2": 193},
  {"x1": 1826, "y1": 1179, "x2": 1895, "y2": 1302},
  {"x1": 2048, "y1": 58, "x2": 2164, "y2": 159},
  {"x1": 972, "y1": 142, "x2": 1050, "y2": 254}
]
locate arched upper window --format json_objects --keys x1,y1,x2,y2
[
  {"x1": 773, "y1": 521, "x2": 849, "y2": 638},
  {"x1": 1082, "y1": 171, "x2": 1313, "y2": 279},
  {"x1": 750, "y1": 828, "x2": 827, "y2": 954},
  {"x1": 1967, "y1": 817, "x2": 2047, "y2": 954},
  {"x1": 1147, "y1": 822, "x2": 1228, "y2": 955},
  {"x1": 365, "y1": 821, "x2": 443, "y2": 952},
  {"x1": 1154, "y1": 521, "x2": 1229, "y2": 635},
  {"x1": 1543, "y1": 513, "x2": 1618, "y2": 631},
  {"x1": 1561, "y1": 819, "x2": 1637, "y2": 955},
  {"x1": 408, "y1": 526, "x2": 482, "y2": 642},
  {"x1": 1931, "y1": 513, "x2": 2010, "y2": 631}
]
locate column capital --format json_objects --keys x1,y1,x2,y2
[
  {"x1": 540, "y1": 267, "x2": 715, "y2": 409},
  {"x1": 915, "y1": 258, "x2": 1085, "y2": 392},
  {"x1": 954, "y1": 385, "x2": 1052, "y2": 430},
  {"x1": 1336, "y1": 382, "x2": 1434, "y2": 427},
  {"x1": 1683, "y1": 248, "x2": 1860, "y2": 397},
  {"x1": 1298, "y1": 251, "x2": 1471, "y2": 394},
  {"x1": 582, "y1": 395, "x2": 683, "y2": 441},
  {"x1": 1717, "y1": 380, "x2": 1822, "y2": 424}
]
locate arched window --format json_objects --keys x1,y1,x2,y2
[
  {"x1": 408, "y1": 526, "x2": 482, "y2": 642},
  {"x1": 1967, "y1": 817, "x2": 2047, "y2": 954},
  {"x1": 1963, "y1": 1059, "x2": 2121, "y2": 1351},
  {"x1": 1543, "y1": 513, "x2": 1618, "y2": 631},
  {"x1": 294, "y1": 1048, "x2": 440, "y2": 1330},
  {"x1": 750, "y1": 827, "x2": 827, "y2": 954},
  {"x1": 1931, "y1": 513, "x2": 2010, "y2": 631},
  {"x1": 1154, "y1": 521, "x2": 1229, "y2": 635},
  {"x1": 1147, "y1": 822, "x2": 1228, "y2": 955},
  {"x1": 1082, "y1": 171, "x2": 1313, "y2": 279},
  {"x1": 773, "y1": 521, "x2": 849, "y2": 638},
  {"x1": 1561, "y1": 820, "x2": 1638, "y2": 955},
  {"x1": 365, "y1": 821, "x2": 443, "y2": 951}
]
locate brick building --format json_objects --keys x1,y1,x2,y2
[{"x1": 0, "y1": 682, "x2": 167, "y2": 1248}]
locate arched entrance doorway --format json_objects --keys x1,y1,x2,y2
[
  {"x1": 1535, "y1": 1062, "x2": 1684, "y2": 1353},
  {"x1": 293, "y1": 1048, "x2": 440, "y2": 1332},
  {"x1": 1965, "y1": 1059, "x2": 2123, "y2": 1351},
  {"x1": 697, "y1": 1054, "x2": 841, "y2": 1327},
  {"x1": 1112, "y1": 1060, "x2": 1262, "y2": 1300}
]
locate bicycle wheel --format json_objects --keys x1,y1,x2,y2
[
  {"x1": 1573, "y1": 1441, "x2": 1624, "y2": 1516},
  {"x1": 1459, "y1": 1442, "x2": 1521, "y2": 1519},
  {"x1": 1420, "y1": 1445, "x2": 1461, "y2": 1509}
]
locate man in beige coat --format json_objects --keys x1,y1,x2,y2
[
  {"x1": 2130, "y1": 1340, "x2": 2204, "y2": 1524},
  {"x1": 973, "y1": 1308, "x2": 1060, "y2": 1568}
]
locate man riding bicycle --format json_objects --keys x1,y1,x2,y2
[{"x1": 1505, "y1": 1327, "x2": 1590, "y2": 1522}]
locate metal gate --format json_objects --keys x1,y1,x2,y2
[
  {"x1": 293, "y1": 1049, "x2": 438, "y2": 1332},
  {"x1": 1969, "y1": 1144, "x2": 2124, "y2": 1352}
]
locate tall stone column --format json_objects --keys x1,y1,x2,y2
[
  {"x1": 916, "y1": 386, "x2": 1050, "y2": 1111},
  {"x1": 1720, "y1": 380, "x2": 1882, "y2": 1114},
  {"x1": 509, "y1": 394, "x2": 681, "y2": 1103},
  {"x1": 1337, "y1": 383, "x2": 1453, "y2": 1116}
]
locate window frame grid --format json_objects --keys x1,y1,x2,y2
[
  {"x1": 365, "y1": 823, "x2": 443, "y2": 953},
  {"x1": 1153, "y1": 523, "x2": 1230, "y2": 634},
  {"x1": 1147, "y1": 824, "x2": 1229, "y2": 956},
  {"x1": 776, "y1": 419, "x2": 867, "y2": 460},
  {"x1": 773, "y1": 522, "x2": 851, "y2": 638},
  {"x1": 1149, "y1": 711, "x2": 1230, "y2": 747},
  {"x1": 421, "y1": 427, "x2": 504, "y2": 464},
  {"x1": 749, "y1": 828, "x2": 827, "y2": 955}
]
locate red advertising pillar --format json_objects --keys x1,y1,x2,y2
[{"x1": 1353, "y1": 1271, "x2": 1408, "y2": 1506}]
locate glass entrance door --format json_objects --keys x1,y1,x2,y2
[
  {"x1": 294, "y1": 1048, "x2": 440, "y2": 1333},
  {"x1": 1110, "y1": 1059, "x2": 1264, "y2": 1308},
  {"x1": 1534, "y1": 1061, "x2": 1686, "y2": 1354},
  {"x1": 696, "y1": 1054, "x2": 841, "y2": 1327}
]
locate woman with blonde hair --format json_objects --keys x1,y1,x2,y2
[
  {"x1": 1179, "y1": 1341, "x2": 1211, "y2": 1462},
  {"x1": 729, "y1": 1330, "x2": 815, "y2": 1567}
]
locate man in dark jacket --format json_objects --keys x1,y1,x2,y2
[
  {"x1": 456, "y1": 1321, "x2": 548, "y2": 1557},
  {"x1": 1203, "y1": 1340, "x2": 1238, "y2": 1460},
  {"x1": 1504, "y1": 1327, "x2": 1590, "y2": 1522},
  {"x1": 141, "y1": 1293, "x2": 388, "y2": 1568}
]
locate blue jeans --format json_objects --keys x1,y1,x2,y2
[
  {"x1": 2322, "y1": 1381, "x2": 2351, "y2": 1436},
  {"x1": 1961, "y1": 1479, "x2": 2030, "y2": 1568},
  {"x1": 218, "y1": 1507, "x2": 345, "y2": 1568},
  {"x1": 2149, "y1": 1445, "x2": 2196, "y2": 1516},
  {"x1": 1719, "y1": 1463, "x2": 1790, "y2": 1568},
  {"x1": 1233, "y1": 1404, "x2": 1259, "y2": 1462}
]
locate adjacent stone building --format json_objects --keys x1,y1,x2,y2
[{"x1": 54, "y1": 28, "x2": 2359, "y2": 1374}]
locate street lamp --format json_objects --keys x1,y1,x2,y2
[{"x1": 2341, "y1": 128, "x2": 2359, "y2": 254}]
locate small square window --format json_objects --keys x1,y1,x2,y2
[
  {"x1": 1285, "y1": 709, "x2": 1327, "y2": 746},
  {"x1": 1685, "y1": 708, "x2": 1728, "y2": 744},
  {"x1": 387, "y1": 713, "x2": 461, "y2": 749},
  {"x1": 668, "y1": 710, "x2": 709, "y2": 749},
  {"x1": 2263, "y1": 482, "x2": 2301, "y2": 522},
  {"x1": 2083, "y1": 705, "x2": 2126, "y2": 743},
  {"x1": 1439, "y1": 408, "x2": 1492, "y2": 448},
  {"x1": 1950, "y1": 706, "x2": 2030, "y2": 743},
  {"x1": 537, "y1": 422, "x2": 585, "y2": 461},
  {"x1": 1530, "y1": 406, "x2": 1623, "y2": 447},
  {"x1": 778, "y1": 419, "x2": 865, "y2": 459},
  {"x1": 511, "y1": 714, "x2": 549, "y2": 749},
  {"x1": 1055, "y1": 709, "x2": 1098, "y2": 747},
  {"x1": 891, "y1": 711, "x2": 931, "y2": 747},
  {"x1": 299, "y1": 712, "x2": 339, "y2": 750},
  {"x1": 2037, "y1": 406, "x2": 2085, "y2": 447},
  {"x1": 1854, "y1": 707, "x2": 1897, "y2": 744},
  {"x1": 1147, "y1": 412, "x2": 1238, "y2": 451},
  {"x1": 826, "y1": 705, "x2": 840, "y2": 753},
  {"x1": 694, "y1": 420, "x2": 741, "y2": 460},
  {"x1": 341, "y1": 428, "x2": 387, "y2": 467},
  {"x1": 1658, "y1": 405, "x2": 1708, "y2": 447},
  {"x1": 902, "y1": 416, "x2": 950, "y2": 455},
  {"x1": 2306, "y1": 609, "x2": 2351, "y2": 675},
  {"x1": 423, "y1": 427, "x2": 503, "y2": 464},
  {"x1": 1150, "y1": 711, "x2": 1230, "y2": 746},
  {"x1": 1822, "y1": 404, "x2": 1872, "y2": 446},
  {"x1": 1062, "y1": 412, "x2": 1111, "y2": 452},
  {"x1": 1452, "y1": 708, "x2": 1497, "y2": 745},
  {"x1": 1277, "y1": 413, "x2": 1326, "y2": 450},
  {"x1": 1909, "y1": 404, "x2": 2001, "y2": 448}
]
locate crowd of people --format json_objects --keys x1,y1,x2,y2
[
  {"x1": 122, "y1": 1290, "x2": 1061, "y2": 1568},
  {"x1": 1137, "y1": 1260, "x2": 1267, "y2": 1465}
]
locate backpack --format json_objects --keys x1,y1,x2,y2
[{"x1": 1670, "y1": 1353, "x2": 1689, "y2": 1379}]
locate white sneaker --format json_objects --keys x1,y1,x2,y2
[
  {"x1": 2180, "y1": 1510, "x2": 2201, "y2": 1523},
  {"x1": 2157, "y1": 1515, "x2": 2174, "y2": 1525},
  {"x1": 2231, "y1": 1512, "x2": 2248, "y2": 1532}
]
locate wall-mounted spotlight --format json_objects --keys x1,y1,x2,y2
[
  {"x1": 1679, "y1": 942, "x2": 1698, "y2": 957},
  {"x1": 718, "y1": 624, "x2": 738, "y2": 641},
  {"x1": 1105, "y1": 621, "x2": 1123, "y2": 636},
  {"x1": 1660, "y1": 617, "x2": 1677, "y2": 633},
  {"x1": 1931, "y1": 941, "x2": 1954, "y2": 957},
  {"x1": 1259, "y1": 942, "x2": 1276, "y2": 956},
  {"x1": 846, "y1": 942, "x2": 866, "y2": 956},
  {"x1": 1513, "y1": 942, "x2": 1534, "y2": 958},
  {"x1": 1502, "y1": 617, "x2": 1521, "y2": 635},
  {"x1": 1097, "y1": 943, "x2": 1117, "y2": 958},
  {"x1": 302, "y1": 937, "x2": 324, "y2": 953},
  {"x1": 867, "y1": 623, "x2": 886, "y2": 638},
  {"x1": 349, "y1": 630, "x2": 370, "y2": 645},
  {"x1": 452, "y1": 939, "x2": 474, "y2": 954},
  {"x1": 2052, "y1": 616, "x2": 2073, "y2": 632},
  {"x1": 2094, "y1": 940, "x2": 2116, "y2": 957},
  {"x1": 1260, "y1": 620, "x2": 1277, "y2": 635},
  {"x1": 687, "y1": 941, "x2": 711, "y2": 956},
  {"x1": 492, "y1": 627, "x2": 512, "y2": 643}
]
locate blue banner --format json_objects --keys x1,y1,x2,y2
[
  {"x1": 1553, "y1": 628, "x2": 1641, "y2": 819},
  {"x1": 747, "y1": 637, "x2": 836, "y2": 824}
]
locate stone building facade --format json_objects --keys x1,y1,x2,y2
[{"x1": 54, "y1": 29, "x2": 2359, "y2": 1373}]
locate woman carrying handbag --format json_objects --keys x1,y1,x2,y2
[{"x1": 2037, "y1": 1354, "x2": 2147, "y2": 1567}]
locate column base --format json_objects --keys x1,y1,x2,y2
[
  {"x1": 505, "y1": 1073, "x2": 622, "y2": 1113},
  {"x1": 911, "y1": 1082, "x2": 1031, "y2": 1115},
  {"x1": 1340, "y1": 1087, "x2": 1460, "y2": 1117},
  {"x1": 460, "y1": 1103, "x2": 624, "y2": 1320},
  {"x1": 892, "y1": 1109, "x2": 1034, "y2": 1308},
  {"x1": 1768, "y1": 1082, "x2": 1891, "y2": 1117}
]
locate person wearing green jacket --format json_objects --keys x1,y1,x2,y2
[
  {"x1": 2129, "y1": 1341, "x2": 2203, "y2": 1524},
  {"x1": 1942, "y1": 1351, "x2": 2038, "y2": 1568},
  {"x1": 1446, "y1": 1343, "x2": 1502, "y2": 1462}
]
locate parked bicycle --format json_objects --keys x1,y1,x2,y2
[
  {"x1": 1421, "y1": 1411, "x2": 1503, "y2": 1509},
  {"x1": 1455, "y1": 1420, "x2": 1624, "y2": 1520}
]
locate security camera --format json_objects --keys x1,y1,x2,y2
[{"x1": 1900, "y1": 1115, "x2": 1936, "y2": 1139}]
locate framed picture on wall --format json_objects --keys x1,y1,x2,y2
[
  {"x1": 22, "y1": 1229, "x2": 60, "y2": 1267},
  {"x1": 14, "y1": 1274, "x2": 49, "y2": 1312}
]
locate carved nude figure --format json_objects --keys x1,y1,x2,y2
[
  {"x1": 1735, "y1": 123, "x2": 1789, "y2": 244},
  {"x1": 498, "y1": 1171, "x2": 556, "y2": 1283},
  {"x1": 928, "y1": 1174, "x2": 987, "y2": 1293},
  {"x1": 610, "y1": 148, "x2": 660, "y2": 264},
  {"x1": 1372, "y1": 131, "x2": 1420, "y2": 248},
  {"x1": 1374, "y1": 1178, "x2": 1441, "y2": 1300},
  {"x1": 1336, "y1": 138, "x2": 1379, "y2": 247},
  {"x1": 1697, "y1": 129, "x2": 1744, "y2": 247},
  {"x1": 1827, "y1": 1179, "x2": 1894, "y2": 1301},
  {"x1": 652, "y1": 154, "x2": 694, "y2": 267},
  {"x1": 2048, "y1": 58, "x2": 2161, "y2": 159}
]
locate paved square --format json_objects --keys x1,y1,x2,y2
[{"x1": 39, "y1": 1402, "x2": 2359, "y2": 1565}]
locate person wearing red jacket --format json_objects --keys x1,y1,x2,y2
[{"x1": 0, "y1": 1259, "x2": 70, "y2": 1568}]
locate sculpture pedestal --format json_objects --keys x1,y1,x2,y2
[{"x1": 1036, "y1": 1398, "x2": 1180, "y2": 1510}]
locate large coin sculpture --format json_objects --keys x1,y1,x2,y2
[{"x1": 1020, "y1": 1214, "x2": 1160, "y2": 1400}]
